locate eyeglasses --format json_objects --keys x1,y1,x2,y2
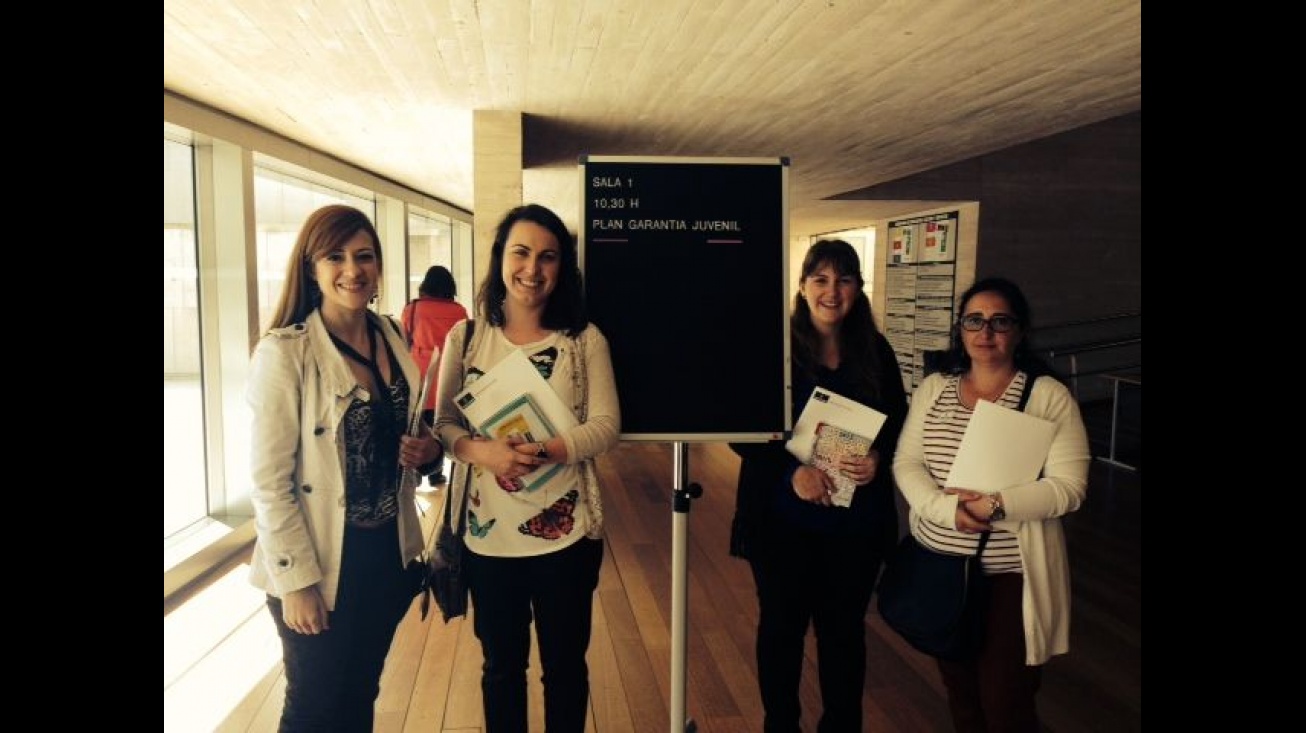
[{"x1": 959, "y1": 314, "x2": 1019, "y2": 333}]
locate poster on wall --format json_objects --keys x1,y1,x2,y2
[
  {"x1": 887, "y1": 211, "x2": 960, "y2": 393},
  {"x1": 889, "y1": 224, "x2": 918, "y2": 264},
  {"x1": 920, "y1": 218, "x2": 956, "y2": 263}
]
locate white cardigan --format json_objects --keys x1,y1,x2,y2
[
  {"x1": 245, "y1": 310, "x2": 426, "y2": 608},
  {"x1": 892, "y1": 372, "x2": 1091, "y2": 665}
]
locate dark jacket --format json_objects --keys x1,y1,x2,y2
[{"x1": 729, "y1": 330, "x2": 908, "y2": 560}]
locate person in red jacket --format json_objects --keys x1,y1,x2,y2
[{"x1": 401, "y1": 265, "x2": 469, "y2": 485}]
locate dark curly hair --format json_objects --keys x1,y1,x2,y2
[{"x1": 475, "y1": 203, "x2": 587, "y2": 337}]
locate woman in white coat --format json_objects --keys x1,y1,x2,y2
[{"x1": 247, "y1": 204, "x2": 443, "y2": 732}]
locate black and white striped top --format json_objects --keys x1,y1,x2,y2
[{"x1": 914, "y1": 372, "x2": 1028, "y2": 575}]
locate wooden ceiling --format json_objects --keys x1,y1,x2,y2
[{"x1": 163, "y1": 0, "x2": 1141, "y2": 240}]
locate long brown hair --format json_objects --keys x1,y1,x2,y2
[
  {"x1": 267, "y1": 205, "x2": 383, "y2": 330},
  {"x1": 790, "y1": 239, "x2": 890, "y2": 401}
]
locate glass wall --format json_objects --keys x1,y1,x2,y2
[
  {"x1": 163, "y1": 134, "x2": 208, "y2": 553},
  {"x1": 162, "y1": 104, "x2": 473, "y2": 576},
  {"x1": 405, "y1": 206, "x2": 454, "y2": 301}
]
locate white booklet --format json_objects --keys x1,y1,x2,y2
[
  {"x1": 453, "y1": 348, "x2": 578, "y2": 493},
  {"x1": 784, "y1": 387, "x2": 887, "y2": 507},
  {"x1": 946, "y1": 399, "x2": 1055, "y2": 492}
]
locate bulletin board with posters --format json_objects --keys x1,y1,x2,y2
[
  {"x1": 579, "y1": 155, "x2": 792, "y2": 441},
  {"x1": 883, "y1": 211, "x2": 959, "y2": 393}
]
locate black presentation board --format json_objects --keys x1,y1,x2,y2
[{"x1": 579, "y1": 156, "x2": 791, "y2": 441}]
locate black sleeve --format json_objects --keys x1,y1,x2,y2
[
  {"x1": 872, "y1": 332, "x2": 909, "y2": 461},
  {"x1": 729, "y1": 439, "x2": 784, "y2": 460}
]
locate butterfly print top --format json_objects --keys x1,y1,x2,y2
[{"x1": 458, "y1": 328, "x2": 594, "y2": 557}]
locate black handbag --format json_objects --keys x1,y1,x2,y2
[
  {"x1": 416, "y1": 319, "x2": 476, "y2": 623},
  {"x1": 876, "y1": 374, "x2": 1039, "y2": 659},
  {"x1": 875, "y1": 530, "x2": 991, "y2": 660},
  {"x1": 418, "y1": 464, "x2": 471, "y2": 622}
]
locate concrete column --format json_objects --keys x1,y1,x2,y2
[{"x1": 472, "y1": 110, "x2": 524, "y2": 296}]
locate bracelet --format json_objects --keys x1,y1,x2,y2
[{"x1": 987, "y1": 494, "x2": 1006, "y2": 521}]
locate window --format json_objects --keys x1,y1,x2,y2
[
  {"x1": 163, "y1": 132, "x2": 217, "y2": 567},
  {"x1": 252, "y1": 163, "x2": 376, "y2": 333}
]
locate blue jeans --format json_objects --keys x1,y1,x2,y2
[
  {"x1": 267, "y1": 520, "x2": 415, "y2": 732},
  {"x1": 466, "y1": 537, "x2": 605, "y2": 733}
]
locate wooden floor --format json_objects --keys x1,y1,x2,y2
[{"x1": 178, "y1": 434, "x2": 1140, "y2": 733}]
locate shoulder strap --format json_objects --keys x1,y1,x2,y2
[
  {"x1": 446, "y1": 318, "x2": 476, "y2": 535},
  {"x1": 1016, "y1": 373, "x2": 1037, "y2": 412},
  {"x1": 401, "y1": 301, "x2": 418, "y2": 347},
  {"x1": 384, "y1": 313, "x2": 405, "y2": 341}
]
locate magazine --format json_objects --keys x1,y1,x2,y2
[
  {"x1": 785, "y1": 387, "x2": 887, "y2": 508},
  {"x1": 453, "y1": 349, "x2": 578, "y2": 493},
  {"x1": 809, "y1": 422, "x2": 874, "y2": 507}
]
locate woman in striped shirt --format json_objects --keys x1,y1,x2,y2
[{"x1": 892, "y1": 277, "x2": 1090, "y2": 733}]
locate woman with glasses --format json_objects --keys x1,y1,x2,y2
[
  {"x1": 892, "y1": 276, "x2": 1090, "y2": 733},
  {"x1": 729, "y1": 239, "x2": 908, "y2": 732}
]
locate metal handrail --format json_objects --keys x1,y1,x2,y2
[
  {"x1": 1038, "y1": 311, "x2": 1140, "y2": 331},
  {"x1": 1044, "y1": 337, "x2": 1141, "y2": 358},
  {"x1": 1036, "y1": 337, "x2": 1141, "y2": 400}
]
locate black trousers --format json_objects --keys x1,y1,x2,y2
[
  {"x1": 465, "y1": 537, "x2": 605, "y2": 733},
  {"x1": 267, "y1": 520, "x2": 415, "y2": 733},
  {"x1": 936, "y1": 572, "x2": 1043, "y2": 733},
  {"x1": 748, "y1": 527, "x2": 886, "y2": 733}
]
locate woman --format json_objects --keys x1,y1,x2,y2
[
  {"x1": 434, "y1": 203, "x2": 620, "y2": 733},
  {"x1": 401, "y1": 264, "x2": 470, "y2": 485},
  {"x1": 246, "y1": 204, "x2": 444, "y2": 731},
  {"x1": 892, "y1": 276, "x2": 1090, "y2": 733},
  {"x1": 729, "y1": 239, "x2": 908, "y2": 733}
]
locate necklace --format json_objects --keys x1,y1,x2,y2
[
  {"x1": 327, "y1": 319, "x2": 403, "y2": 499},
  {"x1": 960, "y1": 372, "x2": 1016, "y2": 409}
]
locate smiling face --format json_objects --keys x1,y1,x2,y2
[
  {"x1": 959, "y1": 289, "x2": 1023, "y2": 369},
  {"x1": 500, "y1": 220, "x2": 561, "y2": 311},
  {"x1": 800, "y1": 262, "x2": 858, "y2": 332},
  {"x1": 312, "y1": 231, "x2": 379, "y2": 316}
]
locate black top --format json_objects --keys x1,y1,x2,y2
[{"x1": 728, "y1": 330, "x2": 908, "y2": 559}]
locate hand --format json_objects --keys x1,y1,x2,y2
[
  {"x1": 481, "y1": 434, "x2": 544, "y2": 480},
  {"x1": 399, "y1": 431, "x2": 442, "y2": 469},
  {"x1": 838, "y1": 447, "x2": 880, "y2": 485},
  {"x1": 281, "y1": 586, "x2": 329, "y2": 635},
  {"x1": 792, "y1": 465, "x2": 835, "y2": 507},
  {"x1": 944, "y1": 487, "x2": 991, "y2": 533},
  {"x1": 512, "y1": 439, "x2": 551, "y2": 465}
]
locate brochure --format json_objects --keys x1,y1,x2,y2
[
  {"x1": 453, "y1": 349, "x2": 578, "y2": 493},
  {"x1": 785, "y1": 387, "x2": 887, "y2": 507}
]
